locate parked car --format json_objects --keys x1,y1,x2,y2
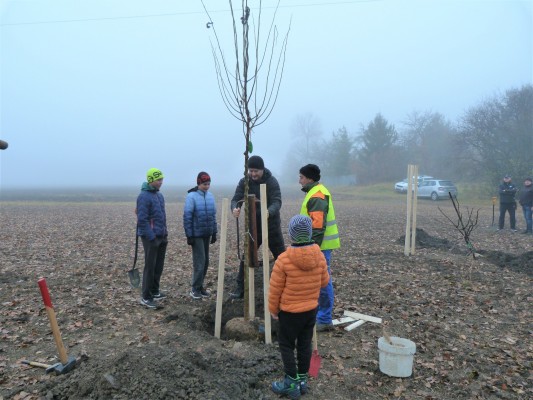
[
  {"x1": 394, "y1": 175, "x2": 433, "y2": 193},
  {"x1": 417, "y1": 179, "x2": 458, "y2": 200}
]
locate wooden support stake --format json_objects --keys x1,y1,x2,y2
[
  {"x1": 411, "y1": 164, "x2": 419, "y2": 255},
  {"x1": 260, "y1": 184, "x2": 272, "y2": 344},
  {"x1": 247, "y1": 194, "x2": 257, "y2": 319},
  {"x1": 214, "y1": 198, "x2": 229, "y2": 339},
  {"x1": 404, "y1": 164, "x2": 419, "y2": 256}
]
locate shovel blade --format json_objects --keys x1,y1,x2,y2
[
  {"x1": 309, "y1": 350, "x2": 321, "y2": 378},
  {"x1": 128, "y1": 269, "x2": 140, "y2": 288}
]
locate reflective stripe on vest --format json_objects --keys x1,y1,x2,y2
[{"x1": 300, "y1": 184, "x2": 340, "y2": 250}]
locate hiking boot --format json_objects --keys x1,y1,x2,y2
[
  {"x1": 152, "y1": 291, "x2": 167, "y2": 301},
  {"x1": 200, "y1": 288, "x2": 211, "y2": 298},
  {"x1": 316, "y1": 323, "x2": 334, "y2": 332},
  {"x1": 230, "y1": 289, "x2": 244, "y2": 299},
  {"x1": 140, "y1": 298, "x2": 157, "y2": 309},
  {"x1": 297, "y1": 373, "x2": 309, "y2": 395},
  {"x1": 189, "y1": 289, "x2": 202, "y2": 300},
  {"x1": 271, "y1": 375, "x2": 301, "y2": 399}
]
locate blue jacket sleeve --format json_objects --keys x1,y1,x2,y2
[{"x1": 183, "y1": 194, "x2": 195, "y2": 238}]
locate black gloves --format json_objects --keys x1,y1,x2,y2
[{"x1": 210, "y1": 234, "x2": 217, "y2": 244}]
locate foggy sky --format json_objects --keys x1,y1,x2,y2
[{"x1": 0, "y1": 0, "x2": 531, "y2": 189}]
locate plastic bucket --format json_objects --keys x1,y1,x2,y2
[{"x1": 378, "y1": 336, "x2": 416, "y2": 377}]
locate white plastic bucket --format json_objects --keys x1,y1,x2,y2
[{"x1": 378, "y1": 336, "x2": 416, "y2": 377}]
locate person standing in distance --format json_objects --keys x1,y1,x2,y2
[
  {"x1": 183, "y1": 172, "x2": 218, "y2": 299},
  {"x1": 498, "y1": 174, "x2": 518, "y2": 231},
  {"x1": 230, "y1": 155, "x2": 286, "y2": 299},
  {"x1": 137, "y1": 168, "x2": 168, "y2": 309},
  {"x1": 518, "y1": 177, "x2": 533, "y2": 235},
  {"x1": 298, "y1": 164, "x2": 340, "y2": 331}
]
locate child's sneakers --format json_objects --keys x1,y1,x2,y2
[
  {"x1": 271, "y1": 375, "x2": 301, "y2": 399},
  {"x1": 297, "y1": 373, "x2": 309, "y2": 395},
  {"x1": 152, "y1": 291, "x2": 167, "y2": 301}
]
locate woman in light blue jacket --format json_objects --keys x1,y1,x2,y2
[{"x1": 183, "y1": 171, "x2": 217, "y2": 299}]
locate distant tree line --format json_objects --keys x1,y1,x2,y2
[{"x1": 281, "y1": 84, "x2": 532, "y2": 190}]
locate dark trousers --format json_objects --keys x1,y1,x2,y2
[
  {"x1": 499, "y1": 202, "x2": 516, "y2": 229},
  {"x1": 191, "y1": 237, "x2": 210, "y2": 291},
  {"x1": 522, "y1": 205, "x2": 532, "y2": 233},
  {"x1": 278, "y1": 308, "x2": 317, "y2": 378},
  {"x1": 141, "y1": 236, "x2": 167, "y2": 300},
  {"x1": 235, "y1": 227, "x2": 285, "y2": 292}
]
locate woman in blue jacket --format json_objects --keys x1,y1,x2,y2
[{"x1": 183, "y1": 172, "x2": 218, "y2": 299}]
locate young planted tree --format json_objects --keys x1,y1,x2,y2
[
  {"x1": 439, "y1": 193, "x2": 480, "y2": 259},
  {"x1": 202, "y1": 1, "x2": 290, "y2": 316}
]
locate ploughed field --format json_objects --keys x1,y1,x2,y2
[{"x1": 0, "y1": 189, "x2": 531, "y2": 400}]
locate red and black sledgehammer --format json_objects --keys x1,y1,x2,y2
[{"x1": 36, "y1": 277, "x2": 76, "y2": 375}]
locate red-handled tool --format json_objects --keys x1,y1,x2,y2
[
  {"x1": 309, "y1": 325, "x2": 321, "y2": 378},
  {"x1": 37, "y1": 278, "x2": 76, "y2": 375}
]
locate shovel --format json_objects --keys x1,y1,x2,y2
[
  {"x1": 127, "y1": 233, "x2": 140, "y2": 288},
  {"x1": 309, "y1": 325, "x2": 321, "y2": 378}
]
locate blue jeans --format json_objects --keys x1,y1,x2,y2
[
  {"x1": 522, "y1": 205, "x2": 532, "y2": 232},
  {"x1": 317, "y1": 250, "x2": 334, "y2": 324}
]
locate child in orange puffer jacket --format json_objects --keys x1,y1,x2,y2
[{"x1": 269, "y1": 215, "x2": 329, "y2": 399}]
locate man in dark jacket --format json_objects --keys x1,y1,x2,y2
[
  {"x1": 518, "y1": 177, "x2": 533, "y2": 234},
  {"x1": 230, "y1": 155, "x2": 286, "y2": 299},
  {"x1": 498, "y1": 175, "x2": 518, "y2": 231},
  {"x1": 137, "y1": 168, "x2": 168, "y2": 308}
]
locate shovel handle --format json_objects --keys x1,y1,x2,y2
[
  {"x1": 312, "y1": 325, "x2": 318, "y2": 351},
  {"x1": 38, "y1": 278, "x2": 69, "y2": 364},
  {"x1": 21, "y1": 360, "x2": 51, "y2": 369},
  {"x1": 132, "y1": 230, "x2": 139, "y2": 269},
  {"x1": 383, "y1": 326, "x2": 393, "y2": 345}
]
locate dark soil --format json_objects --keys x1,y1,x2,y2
[{"x1": 0, "y1": 193, "x2": 531, "y2": 400}]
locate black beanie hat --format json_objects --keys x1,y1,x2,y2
[
  {"x1": 197, "y1": 171, "x2": 211, "y2": 185},
  {"x1": 248, "y1": 155, "x2": 265, "y2": 170},
  {"x1": 299, "y1": 164, "x2": 321, "y2": 182}
]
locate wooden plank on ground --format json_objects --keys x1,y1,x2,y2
[
  {"x1": 343, "y1": 310, "x2": 382, "y2": 324},
  {"x1": 345, "y1": 320, "x2": 366, "y2": 331},
  {"x1": 332, "y1": 317, "x2": 356, "y2": 326}
]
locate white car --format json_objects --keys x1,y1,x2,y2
[
  {"x1": 417, "y1": 179, "x2": 458, "y2": 200},
  {"x1": 394, "y1": 176, "x2": 433, "y2": 193}
]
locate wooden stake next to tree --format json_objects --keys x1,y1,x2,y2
[
  {"x1": 246, "y1": 194, "x2": 259, "y2": 320},
  {"x1": 411, "y1": 165, "x2": 419, "y2": 255},
  {"x1": 214, "y1": 198, "x2": 229, "y2": 339},
  {"x1": 404, "y1": 164, "x2": 419, "y2": 256},
  {"x1": 260, "y1": 184, "x2": 272, "y2": 344}
]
